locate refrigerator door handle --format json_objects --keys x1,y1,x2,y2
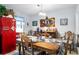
[{"x1": 11, "y1": 26, "x2": 15, "y2": 31}]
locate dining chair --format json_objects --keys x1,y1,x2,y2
[
  {"x1": 20, "y1": 33, "x2": 33, "y2": 55},
  {"x1": 64, "y1": 36, "x2": 70, "y2": 55},
  {"x1": 64, "y1": 31, "x2": 74, "y2": 55},
  {"x1": 20, "y1": 33, "x2": 44, "y2": 55},
  {"x1": 57, "y1": 31, "x2": 75, "y2": 55}
]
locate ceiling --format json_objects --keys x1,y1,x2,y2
[{"x1": 4, "y1": 4, "x2": 77, "y2": 16}]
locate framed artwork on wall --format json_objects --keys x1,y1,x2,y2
[
  {"x1": 40, "y1": 19, "x2": 45, "y2": 27},
  {"x1": 60, "y1": 18, "x2": 68, "y2": 25},
  {"x1": 48, "y1": 17, "x2": 55, "y2": 27},
  {"x1": 32, "y1": 21, "x2": 38, "y2": 26}
]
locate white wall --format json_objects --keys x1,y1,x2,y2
[
  {"x1": 5, "y1": 4, "x2": 77, "y2": 36},
  {"x1": 30, "y1": 7, "x2": 76, "y2": 35},
  {"x1": 24, "y1": 15, "x2": 34, "y2": 33},
  {"x1": 76, "y1": 5, "x2": 79, "y2": 34},
  {"x1": 47, "y1": 8, "x2": 76, "y2": 35},
  {"x1": 75, "y1": 5, "x2": 79, "y2": 43}
]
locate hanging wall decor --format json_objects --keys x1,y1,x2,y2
[
  {"x1": 48, "y1": 17, "x2": 55, "y2": 27},
  {"x1": 40, "y1": 19, "x2": 45, "y2": 27},
  {"x1": 60, "y1": 18, "x2": 68, "y2": 25},
  {"x1": 32, "y1": 21, "x2": 38, "y2": 26}
]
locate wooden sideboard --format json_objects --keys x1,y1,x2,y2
[{"x1": 42, "y1": 31, "x2": 57, "y2": 38}]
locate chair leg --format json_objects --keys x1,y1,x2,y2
[
  {"x1": 64, "y1": 49, "x2": 67, "y2": 55},
  {"x1": 32, "y1": 47, "x2": 34, "y2": 55},
  {"x1": 69, "y1": 45, "x2": 71, "y2": 54},
  {"x1": 22, "y1": 44, "x2": 25, "y2": 55},
  {"x1": 64, "y1": 46, "x2": 68, "y2": 55},
  {"x1": 18, "y1": 43, "x2": 21, "y2": 55}
]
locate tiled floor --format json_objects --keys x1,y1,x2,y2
[
  {"x1": 5, "y1": 45, "x2": 79, "y2": 55},
  {"x1": 5, "y1": 50, "x2": 19, "y2": 55},
  {"x1": 67, "y1": 51, "x2": 77, "y2": 55}
]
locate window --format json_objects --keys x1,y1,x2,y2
[{"x1": 15, "y1": 16, "x2": 25, "y2": 32}]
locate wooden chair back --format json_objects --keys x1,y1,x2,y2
[
  {"x1": 65, "y1": 31, "x2": 74, "y2": 41},
  {"x1": 64, "y1": 31, "x2": 74, "y2": 55},
  {"x1": 21, "y1": 33, "x2": 32, "y2": 48},
  {"x1": 21, "y1": 33, "x2": 33, "y2": 54}
]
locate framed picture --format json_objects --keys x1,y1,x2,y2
[
  {"x1": 32, "y1": 21, "x2": 38, "y2": 26},
  {"x1": 40, "y1": 19, "x2": 45, "y2": 27},
  {"x1": 48, "y1": 17, "x2": 55, "y2": 27},
  {"x1": 60, "y1": 18, "x2": 68, "y2": 25}
]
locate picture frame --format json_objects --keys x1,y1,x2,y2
[
  {"x1": 60, "y1": 18, "x2": 68, "y2": 25},
  {"x1": 32, "y1": 21, "x2": 38, "y2": 26},
  {"x1": 48, "y1": 17, "x2": 55, "y2": 27}
]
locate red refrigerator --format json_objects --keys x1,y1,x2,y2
[{"x1": 0, "y1": 17, "x2": 16, "y2": 54}]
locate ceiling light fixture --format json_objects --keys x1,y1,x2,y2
[
  {"x1": 37, "y1": 4, "x2": 46, "y2": 17},
  {"x1": 39, "y1": 12, "x2": 46, "y2": 16},
  {"x1": 37, "y1": 4, "x2": 40, "y2": 7}
]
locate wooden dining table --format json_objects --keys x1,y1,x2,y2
[
  {"x1": 16, "y1": 36, "x2": 59, "y2": 55},
  {"x1": 32, "y1": 42, "x2": 59, "y2": 55}
]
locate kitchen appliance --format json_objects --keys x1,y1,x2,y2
[{"x1": 0, "y1": 17, "x2": 16, "y2": 54}]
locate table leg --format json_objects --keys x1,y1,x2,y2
[
  {"x1": 69, "y1": 44, "x2": 71, "y2": 54},
  {"x1": 31, "y1": 47, "x2": 34, "y2": 55}
]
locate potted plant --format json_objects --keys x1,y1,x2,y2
[{"x1": 0, "y1": 4, "x2": 6, "y2": 17}]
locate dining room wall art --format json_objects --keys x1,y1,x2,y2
[
  {"x1": 32, "y1": 21, "x2": 38, "y2": 26},
  {"x1": 60, "y1": 18, "x2": 68, "y2": 25},
  {"x1": 40, "y1": 17, "x2": 55, "y2": 27},
  {"x1": 48, "y1": 17, "x2": 55, "y2": 27}
]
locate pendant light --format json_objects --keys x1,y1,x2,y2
[{"x1": 37, "y1": 4, "x2": 46, "y2": 17}]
